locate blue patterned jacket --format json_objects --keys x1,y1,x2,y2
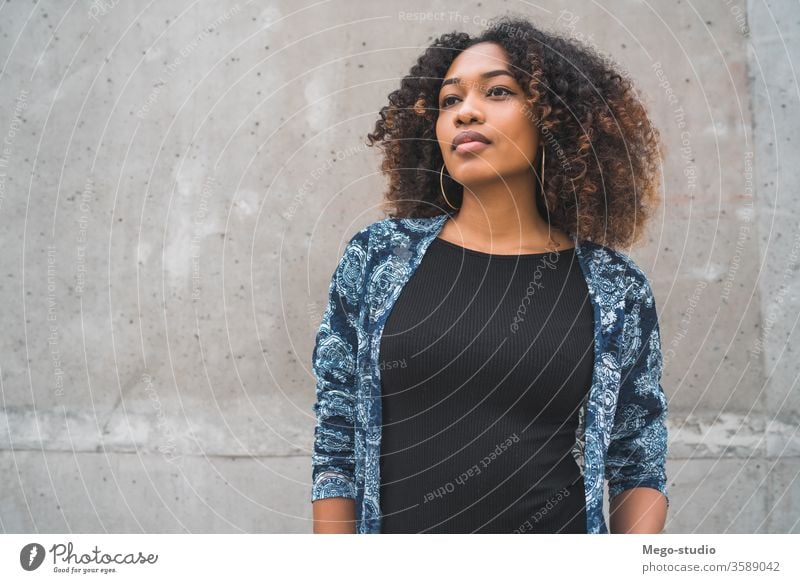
[{"x1": 310, "y1": 213, "x2": 669, "y2": 534}]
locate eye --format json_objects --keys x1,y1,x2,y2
[
  {"x1": 439, "y1": 95, "x2": 459, "y2": 108},
  {"x1": 488, "y1": 86, "x2": 514, "y2": 98}
]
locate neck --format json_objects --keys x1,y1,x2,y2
[{"x1": 443, "y1": 171, "x2": 569, "y2": 252}]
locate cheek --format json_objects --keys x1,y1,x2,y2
[
  {"x1": 496, "y1": 119, "x2": 539, "y2": 159},
  {"x1": 436, "y1": 117, "x2": 448, "y2": 143}
]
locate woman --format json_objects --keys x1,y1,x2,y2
[{"x1": 310, "y1": 16, "x2": 669, "y2": 534}]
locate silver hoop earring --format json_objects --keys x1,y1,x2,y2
[
  {"x1": 439, "y1": 163, "x2": 459, "y2": 210},
  {"x1": 540, "y1": 146, "x2": 546, "y2": 194}
]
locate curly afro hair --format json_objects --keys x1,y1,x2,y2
[{"x1": 366, "y1": 16, "x2": 662, "y2": 249}]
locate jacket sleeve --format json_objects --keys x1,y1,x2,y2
[
  {"x1": 605, "y1": 276, "x2": 670, "y2": 508},
  {"x1": 310, "y1": 227, "x2": 369, "y2": 502}
]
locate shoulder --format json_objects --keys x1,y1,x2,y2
[
  {"x1": 578, "y1": 240, "x2": 656, "y2": 309},
  {"x1": 349, "y1": 215, "x2": 449, "y2": 254},
  {"x1": 338, "y1": 216, "x2": 423, "y2": 265},
  {"x1": 363, "y1": 215, "x2": 448, "y2": 238}
]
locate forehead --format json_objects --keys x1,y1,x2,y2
[{"x1": 443, "y1": 42, "x2": 510, "y2": 79}]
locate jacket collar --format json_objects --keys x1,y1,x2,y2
[{"x1": 387, "y1": 212, "x2": 625, "y2": 342}]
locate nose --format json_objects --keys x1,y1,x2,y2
[{"x1": 454, "y1": 92, "x2": 484, "y2": 126}]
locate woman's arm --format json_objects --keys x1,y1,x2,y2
[
  {"x1": 609, "y1": 486, "x2": 667, "y2": 533},
  {"x1": 309, "y1": 228, "x2": 370, "y2": 533},
  {"x1": 605, "y1": 276, "x2": 670, "y2": 534},
  {"x1": 313, "y1": 498, "x2": 357, "y2": 534}
]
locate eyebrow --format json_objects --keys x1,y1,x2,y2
[{"x1": 440, "y1": 69, "x2": 515, "y2": 90}]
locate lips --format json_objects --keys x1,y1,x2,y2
[{"x1": 452, "y1": 130, "x2": 491, "y2": 150}]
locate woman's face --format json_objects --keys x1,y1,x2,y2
[{"x1": 436, "y1": 42, "x2": 540, "y2": 188}]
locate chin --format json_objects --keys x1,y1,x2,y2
[{"x1": 451, "y1": 161, "x2": 506, "y2": 185}]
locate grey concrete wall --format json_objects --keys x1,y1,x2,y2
[{"x1": 0, "y1": 0, "x2": 796, "y2": 533}]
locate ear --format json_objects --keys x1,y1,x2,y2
[{"x1": 414, "y1": 94, "x2": 428, "y2": 117}]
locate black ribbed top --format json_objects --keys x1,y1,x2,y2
[{"x1": 378, "y1": 236, "x2": 594, "y2": 533}]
